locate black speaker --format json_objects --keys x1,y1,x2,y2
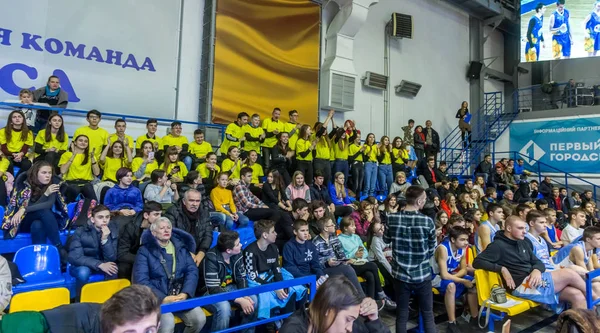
[{"x1": 467, "y1": 61, "x2": 483, "y2": 79}]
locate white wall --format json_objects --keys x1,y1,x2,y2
[
  {"x1": 340, "y1": 0, "x2": 471, "y2": 140},
  {"x1": 483, "y1": 26, "x2": 505, "y2": 99}
]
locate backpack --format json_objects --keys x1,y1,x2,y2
[{"x1": 68, "y1": 195, "x2": 97, "y2": 231}]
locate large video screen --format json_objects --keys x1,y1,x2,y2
[{"x1": 520, "y1": 0, "x2": 600, "y2": 62}]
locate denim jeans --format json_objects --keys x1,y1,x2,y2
[
  {"x1": 20, "y1": 209, "x2": 61, "y2": 246},
  {"x1": 363, "y1": 162, "x2": 378, "y2": 197},
  {"x1": 209, "y1": 212, "x2": 228, "y2": 229},
  {"x1": 378, "y1": 164, "x2": 393, "y2": 194},
  {"x1": 160, "y1": 306, "x2": 207, "y2": 333},
  {"x1": 182, "y1": 156, "x2": 193, "y2": 173},
  {"x1": 393, "y1": 278, "x2": 435, "y2": 333},
  {"x1": 220, "y1": 212, "x2": 250, "y2": 230},
  {"x1": 204, "y1": 285, "x2": 258, "y2": 333}
]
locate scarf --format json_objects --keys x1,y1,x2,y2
[{"x1": 45, "y1": 85, "x2": 60, "y2": 97}]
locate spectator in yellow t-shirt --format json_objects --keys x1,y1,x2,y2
[
  {"x1": 131, "y1": 140, "x2": 158, "y2": 182},
  {"x1": 243, "y1": 114, "x2": 265, "y2": 162},
  {"x1": 188, "y1": 129, "x2": 213, "y2": 170},
  {"x1": 242, "y1": 150, "x2": 264, "y2": 195},
  {"x1": 159, "y1": 146, "x2": 188, "y2": 183},
  {"x1": 135, "y1": 118, "x2": 162, "y2": 152},
  {"x1": 100, "y1": 137, "x2": 132, "y2": 183},
  {"x1": 108, "y1": 119, "x2": 134, "y2": 148},
  {"x1": 59, "y1": 134, "x2": 100, "y2": 202},
  {"x1": 219, "y1": 112, "x2": 248, "y2": 158},
  {"x1": 73, "y1": 109, "x2": 108, "y2": 160},
  {"x1": 0, "y1": 110, "x2": 34, "y2": 175},
  {"x1": 33, "y1": 112, "x2": 68, "y2": 170},
  {"x1": 161, "y1": 121, "x2": 190, "y2": 172},
  {"x1": 261, "y1": 108, "x2": 285, "y2": 168}
]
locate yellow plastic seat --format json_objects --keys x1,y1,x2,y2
[
  {"x1": 474, "y1": 270, "x2": 531, "y2": 316},
  {"x1": 9, "y1": 287, "x2": 70, "y2": 313},
  {"x1": 432, "y1": 288, "x2": 440, "y2": 295},
  {"x1": 80, "y1": 279, "x2": 131, "y2": 303},
  {"x1": 174, "y1": 308, "x2": 212, "y2": 324}
]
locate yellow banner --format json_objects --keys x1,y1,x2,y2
[{"x1": 212, "y1": 0, "x2": 320, "y2": 125}]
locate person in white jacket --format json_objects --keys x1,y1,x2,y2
[{"x1": 367, "y1": 221, "x2": 396, "y2": 301}]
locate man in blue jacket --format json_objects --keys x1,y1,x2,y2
[
  {"x1": 68, "y1": 204, "x2": 118, "y2": 296},
  {"x1": 133, "y1": 217, "x2": 206, "y2": 333},
  {"x1": 283, "y1": 219, "x2": 325, "y2": 280},
  {"x1": 201, "y1": 230, "x2": 258, "y2": 333}
]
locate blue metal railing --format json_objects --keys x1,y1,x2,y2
[
  {"x1": 586, "y1": 269, "x2": 600, "y2": 309},
  {"x1": 161, "y1": 275, "x2": 316, "y2": 333},
  {"x1": 0, "y1": 102, "x2": 227, "y2": 148}
]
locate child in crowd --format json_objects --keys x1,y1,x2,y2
[
  {"x1": 73, "y1": 110, "x2": 108, "y2": 160},
  {"x1": 243, "y1": 114, "x2": 265, "y2": 162},
  {"x1": 59, "y1": 134, "x2": 100, "y2": 202},
  {"x1": 350, "y1": 200, "x2": 375, "y2": 242},
  {"x1": 285, "y1": 171, "x2": 311, "y2": 202},
  {"x1": 210, "y1": 172, "x2": 248, "y2": 230},
  {"x1": 475, "y1": 203, "x2": 504, "y2": 253},
  {"x1": 283, "y1": 220, "x2": 326, "y2": 280},
  {"x1": 544, "y1": 208, "x2": 562, "y2": 247},
  {"x1": 109, "y1": 119, "x2": 134, "y2": 148},
  {"x1": 262, "y1": 170, "x2": 292, "y2": 211},
  {"x1": 131, "y1": 140, "x2": 158, "y2": 182},
  {"x1": 338, "y1": 216, "x2": 396, "y2": 310},
  {"x1": 524, "y1": 210, "x2": 555, "y2": 271},
  {"x1": 33, "y1": 112, "x2": 68, "y2": 169},
  {"x1": 100, "y1": 138, "x2": 132, "y2": 183},
  {"x1": 222, "y1": 146, "x2": 244, "y2": 182},
  {"x1": 242, "y1": 150, "x2": 264, "y2": 190},
  {"x1": 196, "y1": 152, "x2": 220, "y2": 193},
  {"x1": 144, "y1": 169, "x2": 179, "y2": 204},
  {"x1": 188, "y1": 129, "x2": 213, "y2": 170},
  {"x1": 160, "y1": 146, "x2": 188, "y2": 183},
  {"x1": 367, "y1": 221, "x2": 396, "y2": 300},
  {"x1": 244, "y1": 220, "x2": 307, "y2": 321},
  {"x1": 8, "y1": 89, "x2": 46, "y2": 130},
  {"x1": 135, "y1": 118, "x2": 162, "y2": 153},
  {"x1": 561, "y1": 208, "x2": 586, "y2": 246},
  {"x1": 0, "y1": 111, "x2": 34, "y2": 175},
  {"x1": 431, "y1": 227, "x2": 478, "y2": 331}
]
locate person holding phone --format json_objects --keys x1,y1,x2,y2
[
  {"x1": 160, "y1": 147, "x2": 188, "y2": 183},
  {"x1": 131, "y1": 140, "x2": 159, "y2": 182},
  {"x1": 221, "y1": 146, "x2": 244, "y2": 182}
]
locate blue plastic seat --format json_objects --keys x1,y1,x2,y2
[
  {"x1": 12, "y1": 245, "x2": 66, "y2": 294},
  {"x1": 67, "y1": 202, "x2": 77, "y2": 220},
  {"x1": 210, "y1": 231, "x2": 220, "y2": 248}
]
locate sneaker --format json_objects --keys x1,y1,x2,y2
[
  {"x1": 447, "y1": 322, "x2": 461, "y2": 333},
  {"x1": 383, "y1": 297, "x2": 397, "y2": 310}
]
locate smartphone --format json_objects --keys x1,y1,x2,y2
[
  {"x1": 148, "y1": 151, "x2": 155, "y2": 160},
  {"x1": 336, "y1": 258, "x2": 350, "y2": 262}
]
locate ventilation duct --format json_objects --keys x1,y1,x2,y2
[
  {"x1": 362, "y1": 72, "x2": 388, "y2": 90},
  {"x1": 390, "y1": 13, "x2": 413, "y2": 38},
  {"x1": 395, "y1": 80, "x2": 422, "y2": 97}
]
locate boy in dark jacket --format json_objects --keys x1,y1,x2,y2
[
  {"x1": 133, "y1": 217, "x2": 206, "y2": 333},
  {"x1": 68, "y1": 205, "x2": 119, "y2": 296},
  {"x1": 283, "y1": 220, "x2": 325, "y2": 279},
  {"x1": 117, "y1": 201, "x2": 162, "y2": 279},
  {"x1": 202, "y1": 230, "x2": 258, "y2": 333},
  {"x1": 473, "y1": 216, "x2": 589, "y2": 309}
]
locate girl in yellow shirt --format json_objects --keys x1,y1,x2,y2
[
  {"x1": 131, "y1": 140, "x2": 159, "y2": 182},
  {"x1": 391, "y1": 136, "x2": 409, "y2": 177},
  {"x1": 33, "y1": 112, "x2": 68, "y2": 170},
  {"x1": 159, "y1": 146, "x2": 188, "y2": 183},
  {"x1": 100, "y1": 137, "x2": 132, "y2": 183},
  {"x1": 348, "y1": 131, "x2": 365, "y2": 200},
  {"x1": 0, "y1": 111, "x2": 34, "y2": 175},
  {"x1": 221, "y1": 146, "x2": 243, "y2": 182},
  {"x1": 377, "y1": 136, "x2": 393, "y2": 194},
  {"x1": 209, "y1": 172, "x2": 250, "y2": 229},
  {"x1": 363, "y1": 133, "x2": 378, "y2": 197},
  {"x1": 59, "y1": 134, "x2": 100, "y2": 202},
  {"x1": 295, "y1": 125, "x2": 316, "y2": 184},
  {"x1": 332, "y1": 128, "x2": 350, "y2": 185},
  {"x1": 196, "y1": 152, "x2": 220, "y2": 192}
]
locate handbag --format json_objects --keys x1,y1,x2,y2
[{"x1": 478, "y1": 284, "x2": 507, "y2": 329}]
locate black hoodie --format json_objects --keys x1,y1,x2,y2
[{"x1": 473, "y1": 232, "x2": 546, "y2": 289}]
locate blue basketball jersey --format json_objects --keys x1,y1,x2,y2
[
  {"x1": 475, "y1": 221, "x2": 500, "y2": 253},
  {"x1": 552, "y1": 240, "x2": 590, "y2": 268},
  {"x1": 525, "y1": 233, "x2": 554, "y2": 271},
  {"x1": 431, "y1": 239, "x2": 464, "y2": 285}
]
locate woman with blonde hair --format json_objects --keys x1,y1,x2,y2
[{"x1": 285, "y1": 171, "x2": 311, "y2": 202}]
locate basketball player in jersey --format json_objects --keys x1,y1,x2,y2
[
  {"x1": 525, "y1": 3, "x2": 546, "y2": 61},
  {"x1": 431, "y1": 227, "x2": 479, "y2": 332},
  {"x1": 475, "y1": 203, "x2": 504, "y2": 253},
  {"x1": 549, "y1": 0, "x2": 573, "y2": 59},
  {"x1": 524, "y1": 211, "x2": 555, "y2": 271},
  {"x1": 583, "y1": 1, "x2": 600, "y2": 56}
]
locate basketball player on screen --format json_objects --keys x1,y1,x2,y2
[
  {"x1": 549, "y1": 0, "x2": 573, "y2": 59},
  {"x1": 525, "y1": 3, "x2": 546, "y2": 62},
  {"x1": 583, "y1": 1, "x2": 600, "y2": 57}
]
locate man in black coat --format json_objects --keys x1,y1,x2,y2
[
  {"x1": 117, "y1": 201, "x2": 163, "y2": 279},
  {"x1": 514, "y1": 179, "x2": 539, "y2": 203},
  {"x1": 539, "y1": 176, "x2": 554, "y2": 198},
  {"x1": 475, "y1": 155, "x2": 493, "y2": 183},
  {"x1": 67, "y1": 205, "x2": 118, "y2": 295},
  {"x1": 165, "y1": 189, "x2": 213, "y2": 267},
  {"x1": 423, "y1": 120, "x2": 440, "y2": 164}
]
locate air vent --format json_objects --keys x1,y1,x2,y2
[
  {"x1": 395, "y1": 80, "x2": 422, "y2": 97},
  {"x1": 331, "y1": 73, "x2": 355, "y2": 110},
  {"x1": 390, "y1": 13, "x2": 413, "y2": 39},
  {"x1": 362, "y1": 72, "x2": 388, "y2": 90}
]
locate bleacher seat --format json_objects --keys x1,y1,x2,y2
[
  {"x1": 9, "y1": 287, "x2": 70, "y2": 313},
  {"x1": 12, "y1": 245, "x2": 66, "y2": 294},
  {"x1": 211, "y1": 231, "x2": 219, "y2": 248},
  {"x1": 80, "y1": 279, "x2": 131, "y2": 303}
]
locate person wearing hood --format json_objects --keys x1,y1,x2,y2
[
  {"x1": 68, "y1": 205, "x2": 119, "y2": 296},
  {"x1": 133, "y1": 217, "x2": 206, "y2": 333},
  {"x1": 473, "y1": 215, "x2": 590, "y2": 309},
  {"x1": 104, "y1": 167, "x2": 144, "y2": 215},
  {"x1": 117, "y1": 201, "x2": 163, "y2": 279},
  {"x1": 165, "y1": 189, "x2": 213, "y2": 267},
  {"x1": 1, "y1": 161, "x2": 68, "y2": 255},
  {"x1": 32, "y1": 75, "x2": 69, "y2": 131}
]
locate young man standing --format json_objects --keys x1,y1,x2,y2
[
  {"x1": 117, "y1": 201, "x2": 163, "y2": 279},
  {"x1": 283, "y1": 220, "x2": 326, "y2": 280},
  {"x1": 561, "y1": 208, "x2": 586, "y2": 245},
  {"x1": 74, "y1": 109, "x2": 109, "y2": 159},
  {"x1": 431, "y1": 227, "x2": 478, "y2": 332},
  {"x1": 220, "y1": 112, "x2": 249, "y2": 157},
  {"x1": 475, "y1": 203, "x2": 504, "y2": 254},
  {"x1": 243, "y1": 114, "x2": 265, "y2": 162},
  {"x1": 285, "y1": 110, "x2": 301, "y2": 151},
  {"x1": 202, "y1": 230, "x2": 258, "y2": 333},
  {"x1": 68, "y1": 205, "x2": 118, "y2": 295},
  {"x1": 473, "y1": 216, "x2": 589, "y2": 310},
  {"x1": 524, "y1": 211, "x2": 556, "y2": 271},
  {"x1": 109, "y1": 119, "x2": 134, "y2": 148},
  {"x1": 261, "y1": 108, "x2": 285, "y2": 168},
  {"x1": 100, "y1": 285, "x2": 161, "y2": 333},
  {"x1": 384, "y1": 185, "x2": 437, "y2": 333}
]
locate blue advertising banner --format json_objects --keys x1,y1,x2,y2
[{"x1": 510, "y1": 117, "x2": 600, "y2": 173}]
